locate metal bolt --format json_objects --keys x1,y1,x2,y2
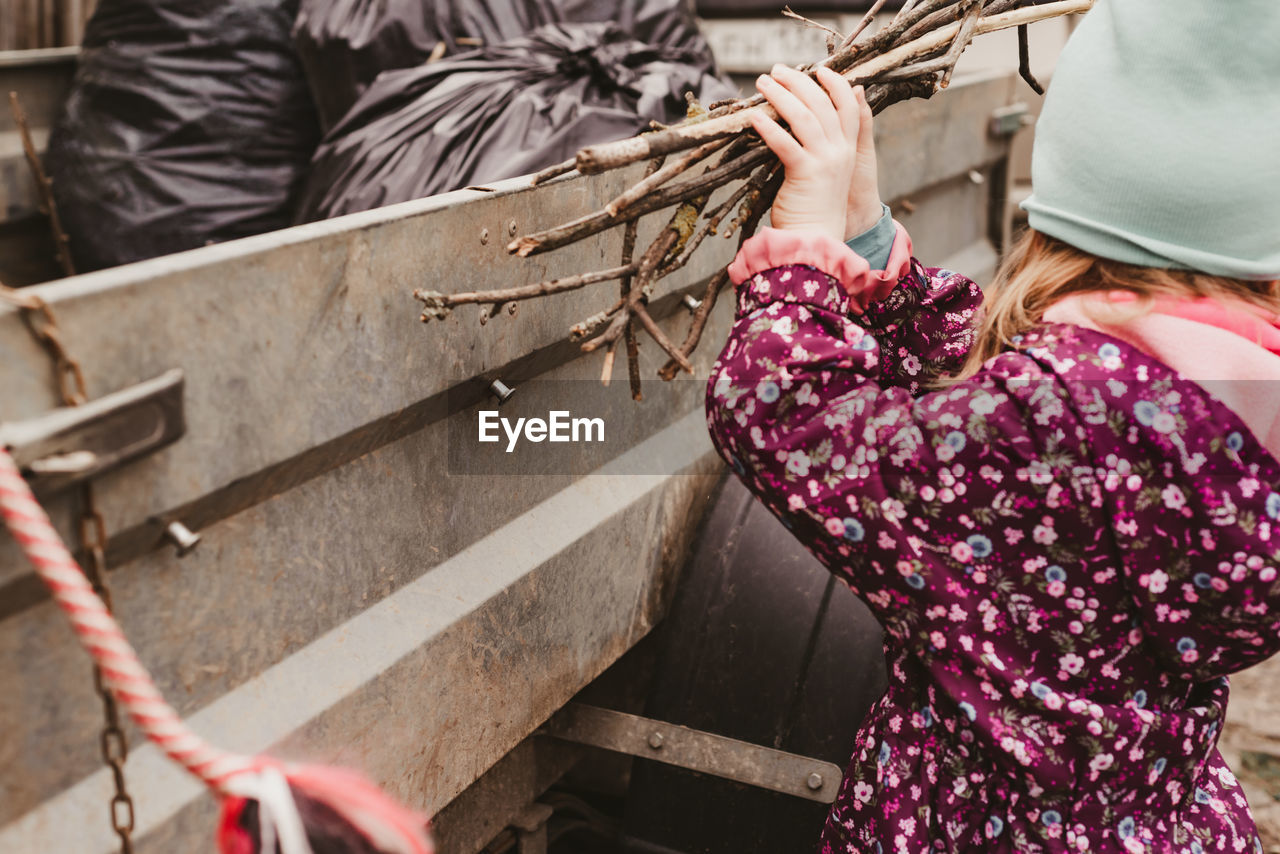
[
  {"x1": 806, "y1": 772, "x2": 824, "y2": 790},
  {"x1": 480, "y1": 228, "x2": 490, "y2": 245},
  {"x1": 508, "y1": 220, "x2": 519, "y2": 236},
  {"x1": 648, "y1": 732, "x2": 665, "y2": 750},
  {"x1": 489, "y1": 379, "x2": 516, "y2": 406},
  {"x1": 27, "y1": 450, "x2": 97, "y2": 475},
  {"x1": 682, "y1": 294, "x2": 703, "y2": 313},
  {"x1": 164, "y1": 521, "x2": 201, "y2": 557}
]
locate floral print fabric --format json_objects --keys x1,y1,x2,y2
[{"x1": 705, "y1": 254, "x2": 1280, "y2": 853}]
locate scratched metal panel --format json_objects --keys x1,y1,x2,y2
[
  {"x1": 0, "y1": 405, "x2": 724, "y2": 851},
  {"x1": 0, "y1": 163, "x2": 739, "y2": 588}
]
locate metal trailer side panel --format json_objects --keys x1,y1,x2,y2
[{"x1": 0, "y1": 67, "x2": 1024, "y2": 852}]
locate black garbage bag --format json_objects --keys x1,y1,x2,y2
[
  {"x1": 293, "y1": 0, "x2": 560, "y2": 130},
  {"x1": 293, "y1": 0, "x2": 725, "y2": 133},
  {"x1": 296, "y1": 21, "x2": 737, "y2": 221},
  {"x1": 45, "y1": 0, "x2": 320, "y2": 272}
]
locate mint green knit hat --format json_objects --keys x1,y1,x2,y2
[{"x1": 1021, "y1": 0, "x2": 1280, "y2": 281}]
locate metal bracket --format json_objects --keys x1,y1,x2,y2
[
  {"x1": 540, "y1": 703, "x2": 843, "y2": 804},
  {"x1": 0, "y1": 369, "x2": 185, "y2": 496},
  {"x1": 989, "y1": 103, "x2": 1032, "y2": 137},
  {"x1": 510, "y1": 803, "x2": 553, "y2": 854}
]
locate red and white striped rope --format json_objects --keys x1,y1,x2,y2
[{"x1": 0, "y1": 448, "x2": 255, "y2": 794}]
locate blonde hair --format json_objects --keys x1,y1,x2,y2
[{"x1": 949, "y1": 229, "x2": 1280, "y2": 382}]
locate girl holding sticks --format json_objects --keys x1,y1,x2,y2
[{"x1": 705, "y1": 1, "x2": 1280, "y2": 851}]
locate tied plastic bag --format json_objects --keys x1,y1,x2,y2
[
  {"x1": 294, "y1": 0, "x2": 559, "y2": 131},
  {"x1": 296, "y1": 21, "x2": 737, "y2": 221},
  {"x1": 293, "y1": 0, "x2": 722, "y2": 133},
  {"x1": 45, "y1": 0, "x2": 319, "y2": 272}
]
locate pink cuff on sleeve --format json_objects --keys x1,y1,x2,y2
[{"x1": 727, "y1": 224, "x2": 914, "y2": 314}]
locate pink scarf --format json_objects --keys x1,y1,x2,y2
[{"x1": 1043, "y1": 291, "x2": 1280, "y2": 457}]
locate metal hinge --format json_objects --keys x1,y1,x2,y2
[
  {"x1": 540, "y1": 703, "x2": 844, "y2": 804},
  {"x1": 0, "y1": 369, "x2": 185, "y2": 496}
]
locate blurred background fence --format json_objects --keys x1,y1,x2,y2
[{"x1": 0, "y1": 0, "x2": 94, "y2": 50}]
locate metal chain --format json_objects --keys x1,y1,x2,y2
[
  {"x1": 0, "y1": 284, "x2": 88, "y2": 406},
  {"x1": 1, "y1": 282, "x2": 135, "y2": 851}
]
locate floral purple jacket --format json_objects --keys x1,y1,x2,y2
[{"x1": 705, "y1": 227, "x2": 1280, "y2": 853}]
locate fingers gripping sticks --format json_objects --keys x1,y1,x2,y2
[{"x1": 748, "y1": 66, "x2": 884, "y2": 244}]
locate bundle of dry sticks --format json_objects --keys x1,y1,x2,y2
[{"x1": 415, "y1": 0, "x2": 1094, "y2": 398}]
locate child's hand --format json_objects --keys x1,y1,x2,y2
[{"x1": 749, "y1": 65, "x2": 883, "y2": 244}]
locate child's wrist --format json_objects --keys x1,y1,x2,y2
[
  {"x1": 845, "y1": 200, "x2": 886, "y2": 241},
  {"x1": 772, "y1": 218, "x2": 846, "y2": 245}
]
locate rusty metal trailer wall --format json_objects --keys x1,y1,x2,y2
[{"x1": 0, "y1": 55, "x2": 1026, "y2": 852}]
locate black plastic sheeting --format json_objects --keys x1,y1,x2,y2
[
  {"x1": 45, "y1": 0, "x2": 320, "y2": 273},
  {"x1": 44, "y1": 0, "x2": 731, "y2": 268},
  {"x1": 293, "y1": 0, "x2": 725, "y2": 132},
  {"x1": 296, "y1": 18, "x2": 736, "y2": 221}
]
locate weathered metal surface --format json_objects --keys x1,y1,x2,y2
[
  {"x1": 0, "y1": 166, "x2": 724, "y2": 585},
  {"x1": 429, "y1": 737, "x2": 587, "y2": 854},
  {"x1": 542, "y1": 703, "x2": 845, "y2": 804},
  {"x1": 1, "y1": 369, "x2": 184, "y2": 496},
  {"x1": 0, "y1": 67, "x2": 1024, "y2": 853},
  {"x1": 1, "y1": 410, "x2": 723, "y2": 851}
]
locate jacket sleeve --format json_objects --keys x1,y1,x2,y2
[
  {"x1": 735, "y1": 223, "x2": 984, "y2": 395},
  {"x1": 707, "y1": 229, "x2": 1043, "y2": 636},
  {"x1": 1105, "y1": 406, "x2": 1280, "y2": 682}
]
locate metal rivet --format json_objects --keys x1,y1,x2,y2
[
  {"x1": 164, "y1": 521, "x2": 201, "y2": 557},
  {"x1": 968, "y1": 169, "x2": 985, "y2": 185},
  {"x1": 489, "y1": 379, "x2": 516, "y2": 405},
  {"x1": 508, "y1": 220, "x2": 518, "y2": 236},
  {"x1": 480, "y1": 228, "x2": 490, "y2": 245},
  {"x1": 648, "y1": 732, "x2": 664, "y2": 750},
  {"x1": 806, "y1": 772, "x2": 824, "y2": 790},
  {"x1": 682, "y1": 294, "x2": 702, "y2": 313}
]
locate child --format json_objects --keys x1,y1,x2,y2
[{"x1": 706, "y1": 2, "x2": 1280, "y2": 852}]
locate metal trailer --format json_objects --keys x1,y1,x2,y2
[{"x1": 0, "y1": 44, "x2": 1030, "y2": 853}]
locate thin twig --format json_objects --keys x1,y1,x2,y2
[
  {"x1": 610, "y1": 157, "x2": 661, "y2": 392},
  {"x1": 782, "y1": 7, "x2": 845, "y2": 42},
  {"x1": 624, "y1": 318, "x2": 642, "y2": 400},
  {"x1": 531, "y1": 158, "x2": 579, "y2": 185},
  {"x1": 657, "y1": 170, "x2": 784, "y2": 380},
  {"x1": 600, "y1": 340, "x2": 618, "y2": 386},
  {"x1": 511, "y1": 146, "x2": 772, "y2": 257},
  {"x1": 940, "y1": 1, "x2": 985, "y2": 88},
  {"x1": 573, "y1": 297, "x2": 625, "y2": 343},
  {"x1": 1018, "y1": 24, "x2": 1045, "y2": 94},
  {"x1": 415, "y1": 263, "x2": 635, "y2": 320},
  {"x1": 574, "y1": 0, "x2": 1091, "y2": 173},
  {"x1": 895, "y1": 0, "x2": 926, "y2": 21},
  {"x1": 9, "y1": 91, "x2": 75, "y2": 278},
  {"x1": 581, "y1": 309, "x2": 630, "y2": 353},
  {"x1": 655, "y1": 168, "x2": 765, "y2": 279},
  {"x1": 604, "y1": 138, "x2": 728, "y2": 217},
  {"x1": 878, "y1": 0, "x2": 982, "y2": 87},
  {"x1": 633, "y1": 304, "x2": 693, "y2": 374},
  {"x1": 841, "y1": 0, "x2": 893, "y2": 49}
]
